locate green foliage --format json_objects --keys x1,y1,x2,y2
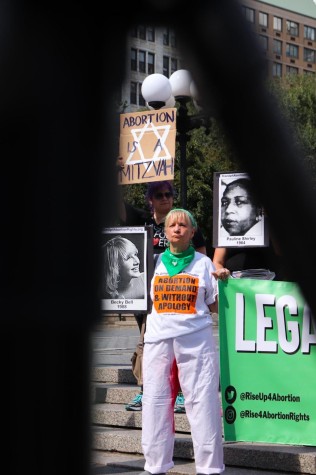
[
  {"x1": 176, "y1": 117, "x2": 239, "y2": 249},
  {"x1": 267, "y1": 74, "x2": 316, "y2": 186},
  {"x1": 121, "y1": 74, "x2": 316, "y2": 254}
]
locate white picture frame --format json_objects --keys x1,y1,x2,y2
[
  {"x1": 213, "y1": 171, "x2": 269, "y2": 248},
  {"x1": 100, "y1": 226, "x2": 152, "y2": 313}
]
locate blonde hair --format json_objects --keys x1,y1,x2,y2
[
  {"x1": 102, "y1": 236, "x2": 137, "y2": 298},
  {"x1": 165, "y1": 208, "x2": 197, "y2": 230}
]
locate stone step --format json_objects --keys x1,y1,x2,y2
[
  {"x1": 92, "y1": 383, "x2": 141, "y2": 405},
  {"x1": 91, "y1": 427, "x2": 316, "y2": 474},
  {"x1": 92, "y1": 403, "x2": 191, "y2": 433},
  {"x1": 92, "y1": 366, "x2": 137, "y2": 384},
  {"x1": 91, "y1": 450, "x2": 300, "y2": 475},
  {"x1": 91, "y1": 366, "x2": 316, "y2": 475},
  {"x1": 90, "y1": 366, "x2": 316, "y2": 474},
  {"x1": 91, "y1": 382, "x2": 218, "y2": 423}
]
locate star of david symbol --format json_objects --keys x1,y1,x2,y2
[{"x1": 125, "y1": 121, "x2": 172, "y2": 169}]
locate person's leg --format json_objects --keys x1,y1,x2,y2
[
  {"x1": 125, "y1": 387, "x2": 143, "y2": 411},
  {"x1": 175, "y1": 326, "x2": 225, "y2": 474},
  {"x1": 126, "y1": 313, "x2": 146, "y2": 411},
  {"x1": 174, "y1": 387, "x2": 185, "y2": 413},
  {"x1": 168, "y1": 360, "x2": 185, "y2": 414},
  {"x1": 141, "y1": 339, "x2": 178, "y2": 474}
]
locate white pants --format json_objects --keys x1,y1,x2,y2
[{"x1": 141, "y1": 325, "x2": 225, "y2": 474}]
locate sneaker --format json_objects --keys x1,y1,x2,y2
[
  {"x1": 174, "y1": 391, "x2": 185, "y2": 413},
  {"x1": 125, "y1": 391, "x2": 142, "y2": 411}
]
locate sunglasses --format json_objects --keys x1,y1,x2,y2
[{"x1": 153, "y1": 192, "x2": 173, "y2": 200}]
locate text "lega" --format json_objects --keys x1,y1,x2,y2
[{"x1": 235, "y1": 293, "x2": 316, "y2": 354}]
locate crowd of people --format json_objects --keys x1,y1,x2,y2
[{"x1": 101, "y1": 167, "x2": 287, "y2": 475}]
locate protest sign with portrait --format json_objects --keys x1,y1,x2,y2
[
  {"x1": 213, "y1": 171, "x2": 269, "y2": 248},
  {"x1": 100, "y1": 226, "x2": 153, "y2": 313}
]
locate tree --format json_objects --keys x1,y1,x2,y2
[
  {"x1": 267, "y1": 74, "x2": 316, "y2": 187},
  {"x1": 121, "y1": 73, "x2": 316, "y2": 255}
]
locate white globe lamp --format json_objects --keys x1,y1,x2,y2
[
  {"x1": 169, "y1": 69, "x2": 192, "y2": 100},
  {"x1": 141, "y1": 73, "x2": 172, "y2": 109}
]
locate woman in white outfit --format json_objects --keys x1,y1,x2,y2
[{"x1": 140, "y1": 208, "x2": 229, "y2": 475}]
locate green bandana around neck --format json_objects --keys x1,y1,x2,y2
[{"x1": 161, "y1": 245, "x2": 195, "y2": 277}]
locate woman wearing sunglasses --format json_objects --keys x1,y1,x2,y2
[{"x1": 145, "y1": 180, "x2": 207, "y2": 256}]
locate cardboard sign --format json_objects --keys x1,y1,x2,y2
[{"x1": 119, "y1": 108, "x2": 176, "y2": 185}]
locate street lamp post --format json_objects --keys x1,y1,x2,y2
[{"x1": 141, "y1": 69, "x2": 210, "y2": 209}]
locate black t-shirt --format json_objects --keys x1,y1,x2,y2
[
  {"x1": 224, "y1": 246, "x2": 287, "y2": 281},
  {"x1": 120, "y1": 203, "x2": 206, "y2": 254}
]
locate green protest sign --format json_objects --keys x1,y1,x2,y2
[{"x1": 218, "y1": 278, "x2": 316, "y2": 446}]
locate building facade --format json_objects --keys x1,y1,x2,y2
[
  {"x1": 121, "y1": 1, "x2": 316, "y2": 112},
  {"x1": 120, "y1": 25, "x2": 184, "y2": 113},
  {"x1": 242, "y1": 0, "x2": 316, "y2": 78}
]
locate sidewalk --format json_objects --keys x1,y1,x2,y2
[
  {"x1": 91, "y1": 321, "x2": 142, "y2": 366},
  {"x1": 91, "y1": 318, "x2": 219, "y2": 366}
]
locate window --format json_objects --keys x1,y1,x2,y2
[
  {"x1": 259, "y1": 35, "x2": 268, "y2": 51},
  {"x1": 131, "y1": 49, "x2": 156, "y2": 74},
  {"x1": 139, "y1": 50, "x2": 146, "y2": 73},
  {"x1": 163, "y1": 56, "x2": 170, "y2": 77},
  {"x1": 139, "y1": 84, "x2": 146, "y2": 106},
  {"x1": 130, "y1": 26, "x2": 138, "y2": 38},
  {"x1": 272, "y1": 62, "x2": 282, "y2": 77},
  {"x1": 286, "y1": 43, "x2": 298, "y2": 59},
  {"x1": 286, "y1": 66, "x2": 298, "y2": 75},
  {"x1": 131, "y1": 25, "x2": 155, "y2": 41},
  {"x1": 130, "y1": 82, "x2": 145, "y2": 107},
  {"x1": 273, "y1": 17, "x2": 282, "y2": 32},
  {"x1": 259, "y1": 12, "x2": 268, "y2": 28},
  {"x1": 130, "y1": 82, "x2": 137, "y2": 105},
  {"x1": 147, "y1": 26, "x2": 155, "y2": 42},
  {"x1": 304, "y1": 48, "x2": 316, "y2": 63},
  {"x1": 163, "y1": 27, "x2": 169, "y2": 46},
  {"x1": 242, "y1": 6, "x2": 255, "y2": 23},
  {"x1": 148, "y1": 53, "x2": 155, "y2": 74},
  {"x1": 131, "y1": 48, "x2": 137, "y2": 71},
  {"x1": 138, "y1": 25, "x2": 146, "y2": 40},
  {"x1": 304, "y1": 25, "x2": 316, "y2": 41},
  {"x1": 273, "y1": 39, "x2": 282, "y2": 55},
  {"x1": 286, "y1": 20, "x2": 299, "y2": 37},
  {"x1": 171, "y1": 58, "x2": 178, "y2": 75}
]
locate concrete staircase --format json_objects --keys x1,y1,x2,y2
[{"x1": 90, "y1": 363, "x2": 316, "y2": 475}]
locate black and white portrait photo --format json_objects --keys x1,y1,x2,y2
[
  {"x1": 100, "y1": 227, "x2": 149, "y2": 313},
  {"x1": 213, "y1": 172, "x2": 269, "y2": 248}
]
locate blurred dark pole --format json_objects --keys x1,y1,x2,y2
[
  {"x1": 177, "y1": 99, "x2": 190, "y2": 209},
  {"x1": 1, "y1": 3, "x2": 124, "y2": 474},
  {"x1": 2, "y1": 1, "x2": 316, "y2": 474}
]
